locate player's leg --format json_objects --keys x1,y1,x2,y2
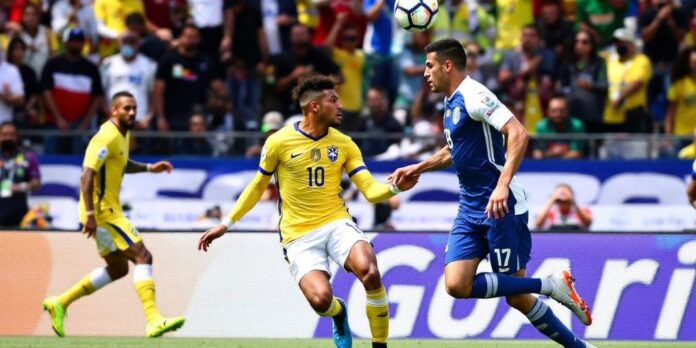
[
  {"x1": 344, "y1": 240, "x2": 389, "y2": 348},
  {"x1": 113, "y1": 217, "x2": 184, "y2": 337},
  {"x1": 506, "y1": 269, "x2": 588, "y2": 348},
  {"x1": 42, "y1": 226, "x2": 126, "y2": 337},
  {"x1": 442, "y1": 217, "x2": 488, "y2": 298},
  {"x1": 287, "y1": 223, "x2": 350, "y2": 348}
]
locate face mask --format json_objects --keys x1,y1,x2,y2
[
  {"x1": 1, "y1": 140, "x2": 15, "y2": 152},
  {"x1": 120, "y1": 44, "x2": 136, "y2": 58},
  {"x1": 616, "y1": 44, "x2": 629, "y2": 56}
]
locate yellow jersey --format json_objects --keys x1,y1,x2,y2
[
  {"x1": 495, "y1": 0, "x2": 533, "y2": 50},
  {"x1": 604, "y1": 52, "x2": 652, "y2": 124},
  {"x1": 332, "y1": 48, "x2": 365, "y2": 113},
  {"x1": 79, "y1": 121, "x2": 130, "y2": 223},
  {"x1": 668, "y1": 77, "x2": 696, "y2": 136},
  {"x1": 258, "y1": 123, "x2": 367, "y2": 245}
]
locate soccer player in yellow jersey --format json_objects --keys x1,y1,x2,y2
[
  {"x1": 198, "y1": 75, "x2": 417, "y2": 348},
  {"x1": 42, "y1": 91, "x2": 185, "y2": 338}
]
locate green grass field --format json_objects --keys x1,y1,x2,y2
[{"x1": 0, "y1": 337, "x2": 692, "y2": 348}]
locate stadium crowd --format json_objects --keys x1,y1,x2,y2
[{"x1": 0, "y1": 0, "x2": 695, "y2": 158}]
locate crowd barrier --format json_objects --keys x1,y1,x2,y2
[{"x1": 1, "y1": 230, "x2": 694, "y2": 341}]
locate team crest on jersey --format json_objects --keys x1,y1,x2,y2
[
  {"x1": 327, "y1": 146, "x2": 338, "y2": 163},
  {"x1": 445, "y1": 109, "x2": 451, "y2": 118},
  {"x1": 452, "y1": 107, "x2": 461, "y2": 125},
  {"x1": 311, "y1": 148, "x2": 321, "y2": 162},
  {"x1": 97, "y1": 147, "x2": 108, "y2": 161},
  {"x1": 482, "y1": 95, "x2": 495, "y2": 108}
]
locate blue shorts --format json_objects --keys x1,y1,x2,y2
[{"x1": 444, "y1": 212, "x2": 532, "y2": 275}]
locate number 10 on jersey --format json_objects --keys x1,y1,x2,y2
[{"x1": 307, "y1": 166, "x2": 325, "y2": 187}]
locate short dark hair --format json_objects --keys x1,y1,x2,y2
[
  {"x1": 182, "y1": 23, "x2": 199, "y2": 34},
  {"x1": 292, "y1": 74, "x2": 337, "y2": 108},
  {"x1": 125, "y1": 12, "x2": 146, "y2": 26},
  {"x1": 424, "y1": 38, "x2": 467, "y2": 71},
  {"x1": 111, "y1": 91, "x2": 135, "y2": 104},
  {"x1": 7, "y1": 36, "x2": 27, "y2": 53}
]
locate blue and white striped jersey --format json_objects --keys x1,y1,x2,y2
[{"x1": 443, "y1": 76, "x2": 528, "y2": 218}]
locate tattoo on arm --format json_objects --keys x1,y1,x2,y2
[{"x1": 126, "y1": 160, "x2": 148, "y2": 173}]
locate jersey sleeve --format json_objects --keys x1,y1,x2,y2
[
  {"x1": 82, "y1": 133, "x2": 111, "y2": 171},
  {"x1": 344, "y1": 139, "x2": 367, "y2": 177},
  {"x1": 691, "y1": 159, "x2": 696, "y2": 180},
  {"x1": 467, "y1": 88, "x2": 514, "y2": 131},
  {"x1": 258, "y1": 136, "x2": 279, "y2": 175}
]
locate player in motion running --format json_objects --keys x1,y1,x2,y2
[
  {"x1": 390, "y1": 39, "x2": 595, "y2": 348},
  {"x1": 42, "y1": 91, "x2": 185, "y2": 338},
  {"x1": 198, "y1": 75, "x2": 416, "y2": 348}
]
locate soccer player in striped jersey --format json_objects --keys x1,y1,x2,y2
[
  {"x1": 198, "y1": 75, "x2": 417, "y2": 348},
  {"x1": 391, "y1": 39, "x2": 596, "y2": 348},
  {"x1": 42, "y1": 91, "x2": 185, "y2": 338}
]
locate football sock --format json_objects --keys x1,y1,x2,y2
[
  {"x1": 317, "y1": 297, "x2": 343, "y2": 317},
  {"x1": 133, "y1": 264, "x2": 161, "y2": 322},
  {"x1": 58, "y1": 267, "x2": 112, "y2": 308},
  {"x1": 470, "y1": 273, "x2": 542, "y2": 298},
  {"x1": 527, "y1": 298, "x2": 583, "y2": 348},
  {"x1": 366, "y1": 286, "x2": 389, "y2": 344}
]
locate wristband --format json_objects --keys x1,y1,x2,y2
[
  {"x1": 85, "y1": 210, "x2": 95, "y2": 216},
  {"x1": 389, "y1": 183, "x2": 402, "y2": 194},
  {"x1": 221, "y1": 216, "x2": 235, "y2": 230},
  {"x1": 146, "y1": 163, "x2": 152, "y2": 172}
]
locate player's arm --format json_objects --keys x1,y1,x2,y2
[
  {"x1": 199, "y1": 139, "x2": 279, "y2": 251},
  {"x1": 488, "y1": 116, "x2": 529, "y2": 219},
  {"x1": 125, "y1": 159, "x2": 173, "y2": 174},
  {"x1": 350, "y1": 170, "x2": 399, "y2": 203},
  {"x1": 80, "y1": 166, "x2": 98, "y2": 237},
  {"x1": 390, "y1": 145, "x2": 451, "y2": 186}
]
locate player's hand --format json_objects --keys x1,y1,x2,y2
[
  {"x1": 198, "y1": 224, "x2": 227, "y2": 252},
  {"x1": 486, "y1": 184, "x2": 510, "y2": 220},
  {"x1": 150, "y1": 161, "x2": 173, "y2": 173},
  {"x1": 395, "y1": 173, "x2": 419, "y2": 191},
  {"x1": 83, "y1": 215, "x2": 97, "y2": 238},
  {"x1": 388, "y1": 164, "x2": 420, "y2": 187}
]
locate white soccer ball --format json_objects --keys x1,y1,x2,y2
[{"x1": 394, "y1": 0, "x2": 439, "y2": 33}]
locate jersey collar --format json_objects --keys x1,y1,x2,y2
[
  {"x1": 444, "y1": 75, "x2": 469, "y2": 108},
  {"x1": 294, "y1": 121, "x2": 328, "y2": 141}
]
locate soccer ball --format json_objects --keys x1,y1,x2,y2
[{"x1": 394, "y1": 0, "x2": 439, "y2": 33}]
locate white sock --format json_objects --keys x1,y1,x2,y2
[
  {"x1": 540, "y1": 277, "x2": 554, "y2": 295},
  {"x1": 133, "y1": 264, "x2": 153, "y2": 282},
  {"x1": 89, "y1": 267, "x2": 113, "y2": 290}
]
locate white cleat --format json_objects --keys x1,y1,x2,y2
[{"x1": 548, "y1": 269, "x2": 593, "y2": 326}]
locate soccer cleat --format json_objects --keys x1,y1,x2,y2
[
  {"x1": 372, "y1": 343, "x2": 387, "y2": 348},
  {"x1": 548, "y1": 270, "x2": 593, "y2": 326},
  {"x1": 42, "y1": 296, "x2": 66, "y2": 337},
  {"x1": 146, "y1": 316, "x2": 185, "y2": 338},
  {"x1": 331, "y1": 298, "x2": 352, "y2": 348}
]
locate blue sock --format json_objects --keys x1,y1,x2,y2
[
  {"x1": 470, "y1": 273, "x2": 542, "y2": 298},
  {"x1": 527, "y1": 298, "x2": 584, "y2": 348}
]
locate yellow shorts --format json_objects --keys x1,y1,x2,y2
[{"x1": 94, "y1": 215, "x2": 142, "y2": 256}]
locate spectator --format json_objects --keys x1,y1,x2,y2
[
  {"x1": 639, "y1": 0, "x2": 687, "y2": 68},
  {"x1": 431, "y1": 0, "x2": 496, "y2": 51},
  {"x1": 173, "y1": 112, "x2": 214, "y2": 155},
  {"x1": 19, "y1": 202, "x2": 52, "y2": 229},
  {"x1": 558, "y1": 29, "x2": 608, "y2": 133},
  {"x1": 101, "y1": 31, "x2": 157, "y2": 130},
  {"x1": 194, "y1": 205, "x2": 223, "y2": 229},
  {"x1": 125, "y1": 12, "x2": 169, "y2": 62},
  {"x1": 51, "y1": 0, "x2": 99, "y2": 60},
  {"x1": 533, "y1": 95, "x2": 586, "y2": 159},
  {"x1": 665, "y1": 46, "x2": 696, "y2": 140},
  {"x1": 373, "y1": 196, "x2": 400, "y2": 231},
  {"x1": 498, "y1": 25, "x2": 556, "y2": 134},
  {"x1": 312, "y1": 0, "x2": 366, "y2": 47},
  {"x1": 296, "y1": 0, "x2": 320, "y2": 33},
  {"x1": 143, "y1": 0, "x2": 180, "y2": 40},
  {"x1": 93, "y1": 0, "x2": 145, "y2": 57},
  {"x1": 228, "y1": 0, "x2": 268, "y2": 138},
  {"x1": 576, "y1": 0, "x2": 627, "y2": 47},
  {"x1": 325, "y1": 14, "x2": 365, "y2": 131},
  {"x1": 187, "y1": 0, "x2": 234, "y2": 67},
  {"x1": 154, "y1": 24, "x2": 227, "y2": 131},
  {"x1": 261, "y1": 0, "x2": 297, "y2": 54},
  {"x1": 245, "y1": 110, "x2": 284, "y2": 158},
  {"x1": 6, "y1": 37, "x2": 39, "y2": 128},
  {"x1": 534, "y1": 183, "x2": 592, "y2": 230},
  {"x1": 395, "y1": 31, "x2": 427, "y2": 113},
  {"x1": 19, "y1": 3, "x2": 57, "y2": 77},
  {"x1": 364, "y1": 0, "x2": 399, "y2": 105},
  {"x1": 677, "y1": 129, "x2": 696, "y2": 159},
  {"x1": 535, "y1": 0, "x2": 575, "y2": 59},
  {"x1": 0, "y1": 43, "x2": 24, "y2": 124},
  {"x1": 267, "y1": 24, "x2": 340, "y2": 117},
  {"x1": 603, "y1": 28, "x2": 653, "y2": 133},
  {"x1": 205, "y1": 92, "x2": 234, "y2": 155},
  {"x1": 41, "y1": 27, "x2": 103, "y2": 154},
  {"x1": 464, "y1": 41, "x2": 497, "y2": 92},
  {"x1": 495, "y1": 0, "x2": 534, "y2": 52},
  {"x1": 359, "y1": 87, "x2": 403, "y2": 157},
  {"x1": 0, "y1": 122, "x2": 41, "y2": 227}
]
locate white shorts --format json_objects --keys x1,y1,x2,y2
[{"x1": 284, "y1": 218, "x2": 370, "y2": 283}]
